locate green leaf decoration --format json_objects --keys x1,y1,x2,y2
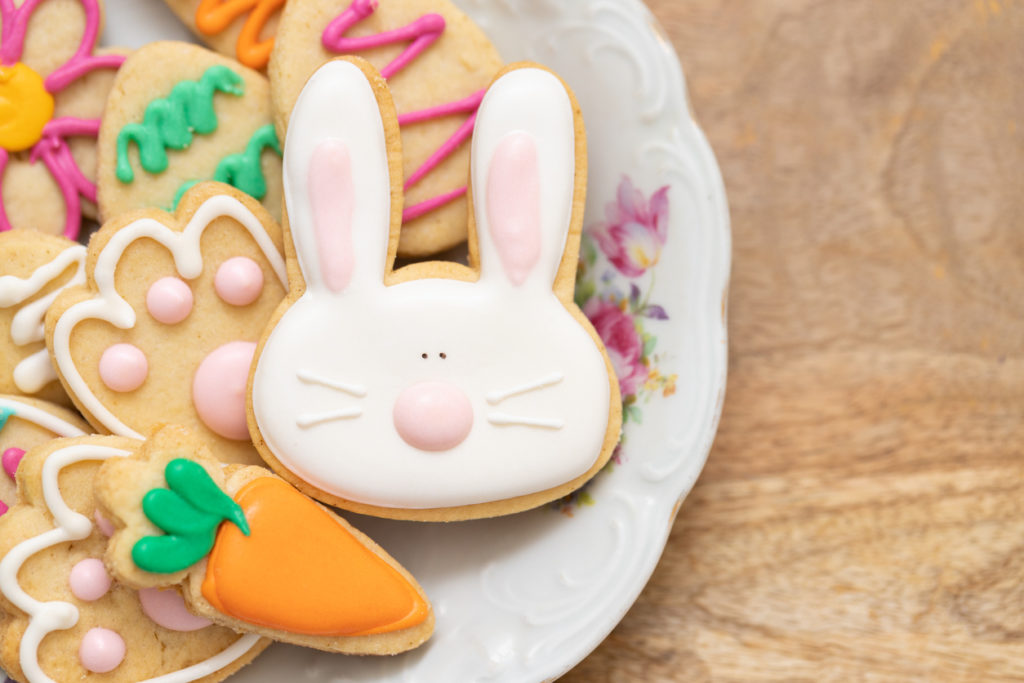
[
  {"x1": 165, "y1": 459, "x2": 250, "y2": 534},
  {"x1": 132, "y1": 458, "x2": 249, "y2": 574},
  {"x1": 141, "y1": 488, "x2": 221, "y2": 536},
  {"x1": 132, "y1": 533, "x2": 217, "y2": 574}
]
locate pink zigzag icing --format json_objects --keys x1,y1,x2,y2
[{"x1": 322, "y1": 0, "x2": 486, "y2": 225}]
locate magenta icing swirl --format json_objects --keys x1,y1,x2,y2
[
  {"x1": 322, "y1": 0, "x2": 485, "y2": 224},
  {"x1": 0, "y1": 0, "x2": 125, "y2": 239}
]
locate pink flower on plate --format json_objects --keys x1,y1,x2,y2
[
  {"x1": 585, "y1": 298, "x2": 647, "y2": 398},
  {"x1": 0, "y1": 0, "x2": 125, "y2": 239},
  {"x1": 592, "y1": 176, "x2": 670, "y2": 277}
]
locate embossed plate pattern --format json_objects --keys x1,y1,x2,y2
[{"x1": 101, "y1": 0, "x2": 731, "y2": 680}]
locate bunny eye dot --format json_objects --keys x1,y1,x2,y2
[
  {"x1": 440, "y1": 352, "x2": 447, "y2": 360},
  {"x1": 146, "y1": 276, "x2": 193, "y2": 324},
  {"x1": 421, "y1": 353, "x2": 428, "y2": 359},
  {"x1": 215, "y1": 257, "x2": 264, "y2": 307}
]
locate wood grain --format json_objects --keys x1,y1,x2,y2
[{"x1": 563, "y1": 0, "x2": 1024, "y2": 680}]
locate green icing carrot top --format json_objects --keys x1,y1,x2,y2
[
  {"x1": 116, "y1": 65, "x2": 244, "y2": 183},
  {"x1": 133, "y1": 458, "x2": 250, "y2": 574}
]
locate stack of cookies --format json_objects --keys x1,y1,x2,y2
[{"x1": 0, "y1": 0, "x2": 623, "y2": 680}]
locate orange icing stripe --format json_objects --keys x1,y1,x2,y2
[
  {"x1": 201, "y1": 477, "x2": 429, "y2": 636},
  {"x1": 194, "y1": 0, "x2": 285, "y2": 70}
]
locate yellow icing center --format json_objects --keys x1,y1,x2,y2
[{"x1": 0, "y1": 63, "x2": 54, "y2": 152}]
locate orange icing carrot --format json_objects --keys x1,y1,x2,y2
[
  {"x1": 201, "y1": 476, "x2": 429, "y2": 636},
  {"x1": 195, "y1": 0, "x2": 285, "y2": 70}
]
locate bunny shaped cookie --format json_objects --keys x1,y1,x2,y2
[{"x1": 249, "y1": 58, "x2": 622, "y2": 520}]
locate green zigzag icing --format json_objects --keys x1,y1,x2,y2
[
  {"x1": 132, "y1": 458, "x2": 250, "y2": 574},
  {"x1": 116, "y1": 65, "x2": 245, "y2": 184},
  {"x1": 171, "y1": 124, "x2": 282, "y2": 209}
]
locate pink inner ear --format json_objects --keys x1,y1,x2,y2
[
  {"x1": 486, "y1": 131, "x2": 541, "y2": 286},
  {"x1": 308, "y1": 139, "x2": 355, "y2": 293}
]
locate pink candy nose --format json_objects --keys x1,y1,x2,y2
[{"x1": 393, "y1": 380, "x2": 473, "y2": 452}]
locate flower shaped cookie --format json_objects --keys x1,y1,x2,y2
[{"x1": 0, "y1": 0, "x2": 125, "y2": 239}]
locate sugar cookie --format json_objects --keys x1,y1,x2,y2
[
  {"x1": 0, "y1": 0, "x2": 126, "y2": 239},
  {"x1": 162, "y1": 0, "x2": 285, "y2": 70},
  {"x1": 270, "y1": 0, "x2": 503, "y2": 256},
  {"x1": 0, "y1": 395, "x2": 89, "y2": 517},
  {"x1": 96, "y1": 424, "x2": 433, "y2": 654},
  {"x1": 249, "y1": 58, "x2": 622, "y2": 521},
  {"x1": 0, "y1": 434, "x2": 268, "y2": 682},
  {"x1": 0, "y1": 231, "x2": 89, "y2": 406},
  {"x1": 97, "y1": 41, "x2": 283, "y2": 225},
  {"x1": 47, "y1": 182, "x2": 287, "y2": 465}
]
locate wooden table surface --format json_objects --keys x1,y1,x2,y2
[{"x1": 564, "y1": 1, "x2": 1024, "y2": 680}]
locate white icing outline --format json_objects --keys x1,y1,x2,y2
[
  {"x1": 485, "y1": 372, "x2": 563, "y2": 405},
  {"x1": 0, "y1": 245, "x2": 87, "y2": 394},
  {"x1": 139, "y1": 634, "x2": 261, "y2": 683},
  {"x1": 50, "y1": 196, "x2": 287, "y2": 438},
  {"x1": 0, "y1": 396, "x2": 88, "y2": 439},
  {"x1": 297, "y1": 370, "x2": 367, "y2": 397},
  {"x1": 0, "y1": 441, "x2": 261, "y2": 683},
  {"x1": 296, "y1": 407, "x2": 363, "y2": 428},
  {"x1": 487, "y1": 414, "x2": 564, "y2": 430}
]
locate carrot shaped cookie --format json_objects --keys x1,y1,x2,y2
[{"x1": 95, "y1": 424, "x2": 433, "y2": 654}]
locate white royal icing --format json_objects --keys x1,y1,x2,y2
[
  {"x1": 50, "y1": 196, "x2": 287, "y2": 438},
  {"x1": 0, "y1": 441, "x2": 261, "y2": 683},
  {"x1": 252, "y1": 62, "x2": 613, "y2": 509},
  {"x1": 0, "y1": 396, "x2": 87, "y2": 439},
  {"x1": 0, "y1": 245, "x2": 86, "y2": 394}
]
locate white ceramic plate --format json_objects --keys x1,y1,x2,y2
[{"x1": 99, "y1": 1, "x2": 731, "y2": 681}]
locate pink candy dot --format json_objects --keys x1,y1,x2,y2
[
  {"x1": 2, "y1": 447, "x2": 25, "y2": 480},
  {"x1": 94, "y1": 511, "x2": 115, "y2": 537},
  {"x1": 191, "y1": 341, "x2": 257, "y2": 440},
  {"x1": 69, "y1": 558, "x2": 111, "y2": 601},
  {"x1": 79, "y1": 627, "x2": 125, "y2": 673},
  {"x1": 98, "y1": 344, "x2": 148, "y2": 393},
  {"x1": 138, "y1": 587, "x2": 212, "y2": 631},
  {"x1": 214, "y1": 257, "x2": 264, "y2": 307},
  {"x1": 146, "y1": 276, "x2": 193, "y2": 324}
]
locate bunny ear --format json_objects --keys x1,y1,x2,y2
[
  {"x1": 471, "y1": 66, "x2": 583, "y2": 293},
  {"x1": 283, "y1": 58, "x2": 401, "y2": 295}
]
